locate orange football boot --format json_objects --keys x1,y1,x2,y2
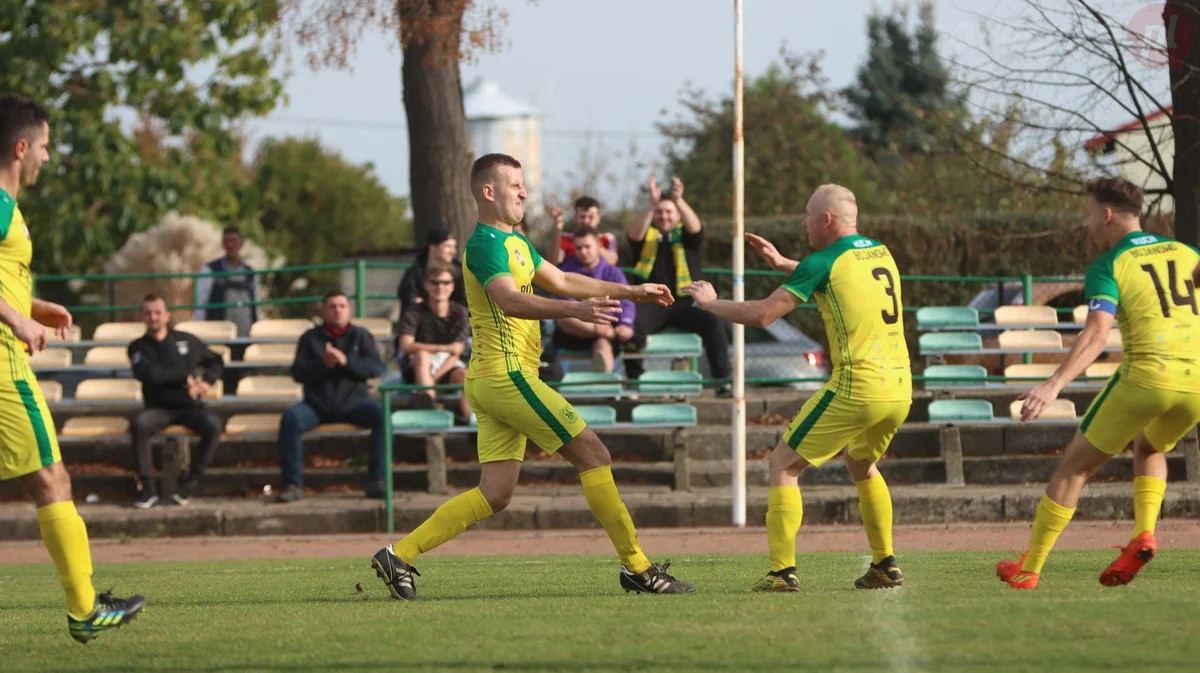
[
  {"x1": 1099, "y1": 531, "x2": 1157, "y2": 587},
  {"x1": 996, "y1": 553, "x2": 1039, "y2": 589}
]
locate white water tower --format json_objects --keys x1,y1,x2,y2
[{"x1": 463, "y1": 78, "x2": 543, "y2": 216}]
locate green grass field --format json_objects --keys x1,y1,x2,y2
[{"x1": 2, "y1": 550, "x2": 1198, "y2": 672}]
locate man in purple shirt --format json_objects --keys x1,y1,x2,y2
[{"x1": 553, "y1": 226, "x2": 645, "y2": 374}]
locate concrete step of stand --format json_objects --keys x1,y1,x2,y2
[{"x1": 4, "y1": 483, "x2": 1199, "y2": 541}]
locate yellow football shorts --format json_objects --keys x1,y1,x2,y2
[
  {"x1": 1081, "y1": 373, "x2": 1200, "y2": 455},
  {"x1": 0, "y1": 377, "x2": 62, "y2": 480},
  {"x1": 465, "y1": 369, "x2": 588, "y2": 463},
  {"x1": 782, "y1": 385, "x2": 912, "y2": 467}
]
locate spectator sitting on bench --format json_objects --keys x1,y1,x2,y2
[
  {"x1": 397, "y1": 226, "x2": 466, "y2": 311},
  {"x1": 626, "y1": 176, "x2": 732, "y2": 395},
  {"x1": 128, "y1": 294, "x2": 224, "y2": 509},
  {"x1": 398, "y1": 262, "x2": 472, "y2": 423},
  {"x1": 276, "y1": 292, "x2": 387, "y2": 503},
  {"x1": 549, "y1": 196, "x2": 620, "y2": 266},
  {"x1": 553, "y1": 225, "x2": 643, "y2": 374}
]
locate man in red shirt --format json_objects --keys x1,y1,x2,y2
[{"x1": 550, "y1": 196, "x2": 619, "y2": 266}]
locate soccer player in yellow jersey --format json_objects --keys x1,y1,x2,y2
[
  {"x1": 372, "y1": 154, "x2": 695, "y2": 598},
  {"x1": 0, "y1": 94, "x2": 145, "y2": 640},
  {"x1": 683, "y1": 184, "x2": 912, "y2": 591},
  {"x1": 998, "y1": 178, "x2": 1200, "y2": 589}
]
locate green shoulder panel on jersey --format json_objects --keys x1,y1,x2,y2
[
  {"x1": 1087, "y1": 232, "x2": 1181, "y2": 303},
  {"x1": 464, "y1": 224, "x2": 513, "y2": 288},
  {"x1": 516, "y1": 232, "x2": 545, "y2": 271},
  {"x1": 0, "y1": 189, "x2": 15, "y2": 240},
  {"x1": 780, "y1": 235, "x2": 875, "y2": 302}
]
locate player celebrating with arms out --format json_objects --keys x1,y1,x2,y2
[
  {"x1": 998, "y1": 178, "x2": 1200, "y2": 589},
  {"x1": 372, "y1": 154, "x2": 695, "y2": 599},
  {"x1": 683, "y1": 184, "x2": 912, "y2": 591},
  {"x1": 0, "y1": 95, "x2": 145, "y2": 641}
]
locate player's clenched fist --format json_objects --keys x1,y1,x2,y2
[
  {"x1": 569, "y1": 296, "x2": 621, "y2": 325},
  {"x1": 631, "y1": 283, "x2": 674, "y2": 306}
]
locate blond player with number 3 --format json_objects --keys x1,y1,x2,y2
[{"x1": 684, "y1": 184, "x2": 912, "y2": 592}]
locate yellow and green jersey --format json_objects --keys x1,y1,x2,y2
[
  {"x1": 0, "y1": 189, "x2": 34, "y2": 382},
  {"x1": 462, "y1": 222, "x2": 545, "y2": 377},
  {"x1": 1085, "y1": 232, "x2": 1200, "y2": 392},
  {"x1": 780, "y1": 234, "x2": 911, "y2": 402}
]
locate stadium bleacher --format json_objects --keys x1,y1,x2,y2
[
  {"x1": 24, "y1": 315, "x2": 709, "y2": 503},
  {"x1": 15, "y1": 293, "x2": 1194, "y2": 508}
]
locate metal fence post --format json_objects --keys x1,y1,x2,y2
[
  {"x1": 1022, "y1": 274, "x2": 1033, "y2": 365},
  {"x1": 106, "y1": 279, "x2": 116, "y2": 322},
  {"x1": 383, "y1": 390, "x2": 394, "y2": 534},
  {"x1": 355, "y1": 259, "x2": 368, "y2": 319}
]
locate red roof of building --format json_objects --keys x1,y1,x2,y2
[{"x1": 1083, "y1": 106, "x2": 1173, "y2": 152}]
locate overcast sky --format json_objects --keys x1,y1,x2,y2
[{"x1": 245, "y1": 0, "x2": 1169, "y2": 208}]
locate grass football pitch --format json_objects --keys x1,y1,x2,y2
[{"x1": 2, "y1": 550, "x2": 1198, "y2": 672}]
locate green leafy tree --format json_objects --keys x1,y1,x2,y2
[
  {"x1": 279, "y1": 0, "x2": 509, "y2": 247},
  {"x1": 658, "y1": 49, "x2": 871, "y2": 217},
  {"x1": 844, "y1": 1, "x2": 960, "y2": 154},
  {"x1": 253, "y1": 137, "x2": 412, "y2": 294},
  {"x1": 0, "y1": 0, "x2": 284, "y2": 274}
]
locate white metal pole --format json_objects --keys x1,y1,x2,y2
[{"x1": 731, "y1": 0, "x2": 747, "y2": 528}]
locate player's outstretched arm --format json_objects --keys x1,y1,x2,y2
[
  {"x1": 1018, "y1": 308, "x2": 1114, "y2": 422},
  {"x1": 533, "y1": 261, "x2": 674, "y2": 306},
  {"x1": 682, "y1": 281, "x2": 798, "y2": 328},
  {"x1": 745, "y1": 233, "x2": 799, "y2": 274},
  {"x1": 487, "y1": 275, "x2": 621, "y2": 325}
]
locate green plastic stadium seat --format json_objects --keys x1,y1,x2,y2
[
  {"x1": 469, "y1": 412, "x2": 478, "y2": 427},
  {"x1": 923, "y1": 365, "x2": 988, "y2": 389},
  {"x1": 559, "y1": 372, "x2": 622, "y2": 397},
  {"x1": 928, "y1": 399, "x2": 995, "y2": 422},
  {"x1": 916, "y1": 306, "x2": 979, "y2": 329},
  {"x1": 391, "y1": 409, "x2": 455, "y2": 432},
  {"x1": 631, "y1": 403, "x2": 697, "y2": 425},
  {"x1": 637, "y1": 371, "x2": 703, "y2": 395},
  {"x1": 574, "y1": 405, "x2": 618, "y2": 426},
  {"x1": 643, "y1": 333, "x2": 703, "y2": 355},
  {"x1": 919, "y1": 332, "x2": 983, "y2": 354}
]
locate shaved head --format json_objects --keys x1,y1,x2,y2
[
  {"x1": 802, "y1": 184, "x2": 860, "y2": 250},
  {"x1": 809, "y1": 184, "x2": 858, "y2": 225}
]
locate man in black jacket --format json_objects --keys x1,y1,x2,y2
[
  {"x1": 276, "y1": 292, "x2": 387, "y2": 503},
  {"x1": 128, "y1": 294, "x2": 224, "y2": 509}
]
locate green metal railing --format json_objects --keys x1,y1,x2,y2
[{"x1": 35, "y1": 259, "x2": 1082, "y2": 324}]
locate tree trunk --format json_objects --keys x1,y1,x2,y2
[
  {"x1": 1168, "y1": 1, "x2": 1200, "y2": 248},
  {"x1": 400, "y1": 2, "x2": 476, "y2": 249}
]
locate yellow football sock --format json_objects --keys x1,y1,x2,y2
[
  {"x1": 1132, "y1": 475, "x2": 1167, "y2": 539},
  {"x1": 1021, "y1": 494, "x2": 1075, "y2": 574},
  {"x1": 855, "y1": 474, "x2": 894, "y2": 564},
  {"x1": 394, "y1": 487, "x2": 492, "y2": 564},
  {"x1": 766, "y1": 486, "x2": 803, "y2": 572},
  {"x1": 580, "y1": 465, "x2": 651, "y2": 574},
  {"x1": 37, "y1": 501, "x2": 96, "y2": 619}
]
